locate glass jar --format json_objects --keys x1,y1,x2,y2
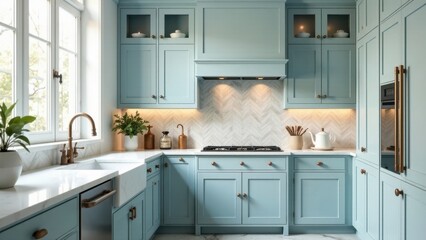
[{"x1": 160, "y1": 131, "x2": 172, "y2": 149}]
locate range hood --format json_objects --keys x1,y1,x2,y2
[{"x1": 195, "y1": 59, "x2": 289, "y2": 80}]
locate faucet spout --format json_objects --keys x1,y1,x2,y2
[{"x1": 65, "y1": 112, "x2": 97, "y2": 164}]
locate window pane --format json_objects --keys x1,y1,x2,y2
[
  {"x1": 29, "y1": 0, "x2": 50, "y2": 40},
  {"x1": 58, "y1": 50, "x2": 77, "y2": 131},
  {"x1": 29, "y1": 37, "x2": 50, "y2": 132},
  {"x1": 0, "y1": 26, "x2": 14, "y2": 105},
  {"x1": 59, "y1": 8, "x2": 77, "y2": 52},
  {"x1": 0, "y1": 0, "x2": 14, "y2": 26}
]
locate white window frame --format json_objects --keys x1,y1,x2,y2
[{"x1": 14, "y1": 0, "x2": 83, "y2": 144}]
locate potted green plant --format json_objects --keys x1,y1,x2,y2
[
  {"x1": 112, "y1": 111, "x2": 149, "y2": 151},
  {"x1": 0, "y1": 102, "x2": 36, "y2": 188}
]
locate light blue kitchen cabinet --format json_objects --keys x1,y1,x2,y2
[
  {"x1": 145, "y1": 173, "x2": 161, "y2": 240},
  {"x1": 197, "y1": 172, "x2": 287, "y2": 226},
  {"x1": 113, "y1": 191, "x2": 144, "y2": 240},
  {"x1": 0, "y1": 197, "x2": 79, "y2": 240},
  {"x1": 287, "y1": 8, "x2": 356, "y2": 45},
  {"x1": 380, "y1": 0, "x2": 412, "y2": 21},
  {"x1": 285, "y1": 44, "x2": 356, "y2": 108},
  {"x1": 292, "y1": 156, "x2": 351, "y2": 227},
  {"x1": 403, "y1": 179, "x2": 426, "y2": 239},
  {"x1": 401, "y1": 0, "x2": 426, "y2": 188},
  {"x1": 294, "y1": 172, "x2": 346, "y2": 225},
  {"x1": 162, "y1": 156, "x2": 195, "y2": 225},
  {"x1": 118, "y1": 7, "x2": 197, "y2": 109},
  {"x1": 356, "y1": 0, "x2": 379, "y2": 39},
  {"x1": 379, "y1": 12, "x2": 402, "y2": 85},
  {"x1": 196, "y1": 1, "x2": 285, "y2": 60},
  {"x1": 353, "y1": 159, "x2": 379, "y2": 240},
  {"x1": 380, "y1": 172, "x2": 404, "y2": 240},
  {"x1": 197, "y1": 172, "x2": 242, "y2": 225},
  {"x1": 356, "y1": 28, "x2": 380, "y2": 165},
  {"x1": 242, "y1": 173, "x2": 287, "y2": 225}
]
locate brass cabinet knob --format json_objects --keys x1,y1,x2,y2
[
  {"x1": 33, "y1": 229, "x2": 48, "y2": 239},
  {"x1": 240, "y1": 161, "x2": 245, "y2": 166},
  {"x1": 151, "y1": 35, "x2": 156, "y2": 39},
  {"x1": 237, "y1": 193, "x2": 242, "y2": 198},
  {"x1": 361, "y1": 147, "x2": 367, "y2": 152},
  {"x1": 243, "y1": 193, "x2": 248, "y2": 198},
  {"x1": 395, "y1": 188, "x2": 404, "y2": 197},
  {"x1": 316, "y1": 161, "x2": 323, "y2": 166},
  {"x1": 160, "y1": 35, "x2": 164, "y2": 39},
  {"x1": 151, "y1": 95, "x2": 157, "y2": 99},
  {"x1": 164, "y1": 162, "x2": 168, "y2": 168},
  {"x1": 322, "y1": 95, "x2": 327, "y2": 98},
  {"x1": 268, "y1": 161, "x2": 273, "y2": 166},
  {"x1": 316, "y1": 35, "x2": 321, "y2": 39},
  {"x1": 160, "y1": 95, "x2": 165, "y2": 99},
  {"x1": 360, "y1": 169, "x2": 366, "y2": 174},
  {"x1": 179, "y1": 157, "x2": 185, "y2": 162},
  {"x1": 323, "y1": 35, "x2": 327, "y2": 38},
  {"x1": 211, "y1": 161, "x2": 217, "y2": 166},
  {"x1": 316, "y1": 94, "x2": 322, "y2": 98},
  {"x1": 155, "y1": 164, "x2": 160, "y2": 169},
  {"x1": 147, "y1": 168, "x2": 152, "y2": 173}
]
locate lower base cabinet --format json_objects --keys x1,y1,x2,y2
[
  {"x1": 380, "y1": 172, "x2": 426, "y2": 240},
  {"x1": 113, "y1": 192, "x2": 144, "y2": 240},
  {"x1": 197, "y1": 172, "x2": 287, "y2": 225},
  {"x1": 145, "y1": 173, "x2": 161, "y2": 240},
  {"x1": 0, "y1": 197, "x2": 79, "y2": 240}
]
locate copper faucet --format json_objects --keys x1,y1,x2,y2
[{"x1": 61, "y1": 113, "x2": 97, "y2": 165}]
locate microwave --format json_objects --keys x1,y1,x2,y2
[{"x1": 381, "y1": 83, "x2": 394, "y2": 108}]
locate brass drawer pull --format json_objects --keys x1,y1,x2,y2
[
  {"x1": 360, "y1": 169, "x2": 367, "y2": 174},
  {"x1": 316, "y1": 161, "x2": 323, "y2": 166},
  {"x1": 147, "y1": 168, "x2": 152, "y2": 173},
  {"x1": 240, "y1": 161, "x2": 245, "y2": 166},
  {"x1": 33, "y1": 229, "x2": 48, "y2": 239},
  {"x1": 395, "y1": 188, "x2": 404, "y2": 197},
  {"x1": 211, "y1": 161, "x2": 217, "y2": 166},
  {"x1": 179, "y1": 157, "x2": 185, "y2": 162},
  {"x1": 268, "y1": 161, "x2": 273, "y2": 166}
]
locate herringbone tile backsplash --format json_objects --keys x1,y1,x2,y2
[{"x1": 123, "y1": 80, "x2": 356, "y2": 150}]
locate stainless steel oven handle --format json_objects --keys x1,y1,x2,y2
[{"x1": 81, "y1": 189, "x2": 116, "y2": 208}]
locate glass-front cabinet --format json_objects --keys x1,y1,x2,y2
[
  {"x1": 120, "y1": 8, "x2": 194, "y2": 44},
  {"x1": 288, "y1": 8, "x2": 355, "y2": 44}
]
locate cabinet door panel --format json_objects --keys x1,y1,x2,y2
[
  {"x1": 321, "y1": 45, "x2": 356, "y2": 104},
  {"x1": 380, "y1": 172, "x2": 404, "y2": 240},
  {"x1": 197, "y1": 173, "x2": 242, "y2": 225},
  {"x1": 158, "y1": 8, "x2": 194, "y2": 44},
  {"x1": 353, "y1": 160, "x2": 367, "y2": 231},
  {"x1": 146, "y1": 174, "x2": 160, "y2": 239},
  {"x1": 120, "y1": 8, "x2": 157, "y2": 44},
  {"x1": 242, "y1": 173, "x2": 287, "y2": 225},
  {"x1": 120, "y1": 45, "x2": 157, "y2": 105},
  {"x1": 286, "y1": 45, "x2": 322, "y2": 104},
  {"x1": 159, "y1": 45, "x2": 195, "y2": 104},
  {"x1": 403, "y1": 0, "x2": 426, "y2": 188},
  {"x1": 113, "y1": 202, "x2": 131, "y2": 240},
  {"x1": 321, "y1": 9, "x2": 356, "y2": 44},
  {"x1": 294, "y1": 173, "x2": 345, "y2": 224},
  {"x1": 404, "y1": 181, "x2": 426, "y2": 239},
  {"x1": 287, "y1": 8, "x2": 322, "y2": 45},
  {"x1": 163, "y1": 156, "x2": 195, "y2": 225},
  {"x1": 130, "y1": 193, "x2": 144, "y2": 240},
  {"x1": 379, "y1": 13, "x2": 402, "y2": 84}
]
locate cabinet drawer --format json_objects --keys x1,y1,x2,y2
[
  {"x1": 0, "y1": 197, "x2": 78, "y2": 239},
  {"x1": 294, "y1": 157, "x2": 346, "y2": 170},
  {"x1": 147, "y1": 158, "x2": 161, "y2": 177},
  {"x1": 198, "y1": 157, "x2": 286, "y2": 171}
]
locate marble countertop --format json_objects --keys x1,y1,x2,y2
[{"x1": 0, "y1": 148, "x2": 355, "y2": 230}]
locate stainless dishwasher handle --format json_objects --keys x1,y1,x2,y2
[{"x1": 81, "y1": 189, "x2": 117, "y2": 208}]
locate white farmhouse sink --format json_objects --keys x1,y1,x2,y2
[{"x1": 58, "y1": 159, "x2": 147, "y2": 207}]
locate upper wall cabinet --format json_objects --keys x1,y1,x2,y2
[
  {"x1": 120, "y1": 8, "x2": 195, "y2": 45},
  {"x1": 380, "y1": 0, "x2": 413, "y2": 21},
  {"x1": 288, "y1": 8, "x2": 356, "y2": 45},
  {"x1": 196, "y1": 1, "x2": 285, "y2": 60},
  {"x1": 356, "y1": 0, "x2": 379, "y2": 39}
]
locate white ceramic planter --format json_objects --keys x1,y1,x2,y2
[
  {"x1": 0, "y1": 151, "x2": 23, "y2": 189},
  {"x1": 124, "y1": 136, "x2": 138, "y2": 151}
]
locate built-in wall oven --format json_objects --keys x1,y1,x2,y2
[{"x1": 380, "y1": 65, "x2": 406, "y2": 174}]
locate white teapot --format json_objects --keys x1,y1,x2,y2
[{"x1": 309, "y1": 128, "x2": 336, "y2": 149}]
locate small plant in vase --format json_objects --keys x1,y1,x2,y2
[
  {"x1": 112, "y1": 111, "x2": 149, "y2": 151},
  {"x1": 0, "y1": 102, "x2": 36, "y2": 188}
]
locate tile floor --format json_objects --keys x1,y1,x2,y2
[{"x1": 154, "y1": 234, "x2": 360, "y2": 240}]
